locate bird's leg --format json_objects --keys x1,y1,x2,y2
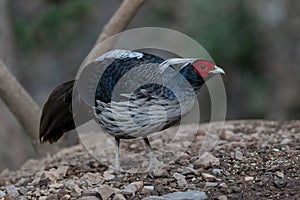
[
  {"x1": 143, "y1": 137, "x2": 164, "y2": 170},
  {"x1": 113, "y1": 137, "x2": 121, "y2": 171}
]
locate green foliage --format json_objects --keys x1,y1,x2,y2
[
  {"x1": 13, "y1": 0, "x2": 93, "y2": 52},
  {"x1": 187, "y1": 0, "x2": 257, "y2": 68}
]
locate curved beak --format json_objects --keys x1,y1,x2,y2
[{"x1": 209, "y1": 65, "x2": 225, "y2": 75}]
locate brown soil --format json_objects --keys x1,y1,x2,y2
[{"x1": 0, "y1": 120, "x2": 299, "y2": 200}]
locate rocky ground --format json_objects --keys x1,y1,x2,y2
[{"x1": 0, "y1": 120, "x2": 299, "y2": 200}]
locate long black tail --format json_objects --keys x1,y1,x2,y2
[{"x1": 39, "y1": 80, "x2": 76, "y2": 143}]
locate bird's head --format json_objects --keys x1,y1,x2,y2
[{"x1": 191, "y1": 59, "x2": 225, "y2": 79}]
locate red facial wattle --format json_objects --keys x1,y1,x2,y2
[{"x1": 192, "y1": 60, "x2": 215, "y2": 78}]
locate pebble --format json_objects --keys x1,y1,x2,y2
[
  {"x1": 204, "y1": 182, "x2": 218, "y2": 187},
  {"x1": 193, "y1": 152, "x2": 220, "y2": 169},
  {"x1": 98, "y1": 185, "x2": 115, "y2": 200},
  {"x1": 49, "y1": 183, "x2": 64, "y2": 189},
  {"x1": 143, "y1": 190, "x2": 207, "y2": 200},
  {"x1": 234, "y1": 150, "x2": 243, "y2": 161},
  {"x1": 46, "y1": 193, "x2": 58, "y2": 200},
  {"x1": 211, "y1": 168, "x2": 222, "y2": 176},
  {"x1": 132, "y1": 181, "x2": 144, "y2": 190},
  {"x1": 144, "y1": 186, "x2": 154, "y2": 190},
  {"x1": 217, "y1": 195, "x2": 228, "y2": 200},
  {"x1": 275, "y1": 171, "x2": 284, "y2": 179},
  {"x1": 60, "y1": 194, "x2": 71, "y2": 200},
  {"x1": 280, "y1": 138, "x2": 290, "y2": 145},
  {"x1": 5, "y1": 185, "x2": 19, "y2": 198},
  {"x1": 19, "y1": 187, "x2": 27, "y2": 195},
  {"x1": 173, "y1": 172, "x2": 185, "y2": 180},
  {"x1": 201, "y1": 173, "x2": 217, "y2": 182},
  {"x1": 153, "y1": 168, "x2": 169, "y2": 177},
  {"x1": 219, "y1": 182, "x2": 228, "y2": 188},
  {"x1": 244, "y1": 176, "x2": 254, "y2": 181},
  {"x1": 142, "y1": 186, "x2": 154, "y2": 194},
  {"x1": 42, "y1": 171, "x2": 59, "y2": 182},
  {"x1": 0, "y1": 190, "x2": 5, "y2": 198},
  {"x1": 173, "y1": 173, "x2": 187, "y2": 187},
  {"x1": 220, "y1": 130, "x2": 234, "y2": 140},
  {"x1": 64, "y1": 180, "x2": 82, "y2": 194},
  {"x1": 56, "y1": 166, "x2": 69, "y2": 179},
  {"x1": 273, "y1": 177, "x2": 287, "y2": 188},
  {"x1": 83, "y1": 172, "x2": 104, "y2": 185},
  {"x1": 113, "y1": 194, "x2": 126, "y2": 200},
  {"x1": 31, "y1": 177, "x2": 41, "y2": 186},
  {"x1": 123, "y1": 183, "x2": 137, "y2": 196},
  {"x1": 103, "y1": 170, "x2": 115, "y2": 181},
  {"x1": 77, "y1": 196, "x2": 99, "y2": 200}
]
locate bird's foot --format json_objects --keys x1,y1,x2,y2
[{"x1": 113, "y1": 159, "x2": 123, "y2": 173}]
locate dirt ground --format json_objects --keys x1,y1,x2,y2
[{"x1": 0, "y1": 120, "x2": 299, "y2": 200}]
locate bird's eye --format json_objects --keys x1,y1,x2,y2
[{"x1": 200, "y1": 65, "x2": 206, "y2": 70}]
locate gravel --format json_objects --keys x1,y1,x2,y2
[{"x1": 0, "y1": 120, "x2": 299, "y2": 200}]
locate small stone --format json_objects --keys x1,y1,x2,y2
[
  {"x1": 153, "y1": 168, "x2": 169, "y2": 177},
  {"x1": 5, "y1": 185, "x2": 19, "y2": 198},
  {"x1": 123, "y1": 183, "x2": 137, "y2": 196},
  {"x1": 193, "y1": 152, "x2": 220, "y2": 169},
  {"x1": 211, "y1": 168, "x2": 222, "y2": 176},
  {"x1": 176, "y1": 153, "x2": 190, "y2": 165},
  {"x1": 46, "y1": 194, "x2": 58, "y2": 200},
  {"x1": 39, "y1": 178, "x2": 51, "y2": 188},
  {"x1": 42, "y1": 171, "x2": 59, "y2": 182},
  {"x1": 217, "y1": 195, "x2": 228, "y2": 200},
  {"x1": 15, "y1": 178, "x2": 28, "y2": 186},
  {"x1": 173, "y1": 172, "x2": 185, "y2": 180},
  {"x1": 132, "y1": 181, "x2": 144, "y2": 190},
  {"x1": 19, "y1": 188, "x2": 27, "y2": 195},
  {"x1": 18, "y1": 196, "x2": 27, "y2": 200},
  {"x1": 144, "y1": 186, "x2": 154, "y2": 190},
  {"x1": 56, "y1": 166, "x2": 69, "y2": 179},
  {"x1": 273, "y1": 177, "x2": 287, "y2": 188},
  {"x1": 220, "y1": 130, "x2": 234, "y2": 140},
  {"x1": 173, "y1": 172, "x2": 187, "y2": 187},
  {"x1": 57, "y1": 190, "x2": 68, "y2": 199},
  {"x1": 244, "y1": 176, "x2": 254, "y2": 181},
  {"x1": 49, "y1": 183, "x2": 64, "y2": 189},
  {"x1": 0, "y1": 190, "x2": 5, "y2": 198},
  {"x1": 31, "y1": 177, "x2": 41, "y2": 186},
  {"x1": 141, "y1": 186, "x2": 154, "y2": 194},
  {"x1": 201, "y1": 173, "x2": 217, "y2": 182},
  {"x1": 143, "y1": 190, "x2": 207, "y2": 200},
  {"x1": 98, "y1": 185, "x2": 115, "y2": 200},
  {"x1": 83, "y1": 172, "x2": 104, "y2": 185},
  {"x1": 219, "y1": 182, "x2": 228, "y2": 188},
  {"x1": 39, "y1": 197, "x2": 47, "y2": 200},
  {"x1": 234, "y1": 150, "x2": 243, "y2": 161},
  {"x1": 64, "y1": 180, "x2": 82, "y2": 194},
  {"x1": 113, "y1": 194, "x2": 126, "y2": 200},
  {"x1": 60, "y1": 194, "x2": 71, "y2": 200},
  {"x1": 204, "y1": 182, "x2": 218, "y2": 187},
  {"x1": 280, "y1": 138, "x2": 290, "y2": 145},
  {"x1": 275, "y1": 171, "x2": 284, "y2": 179},
  {"x1": 103, "y1": 170, "x2": 115, "y2": 181},
  {"x1": 77, "y1": 197, "x2": 99, "y2": 200}
]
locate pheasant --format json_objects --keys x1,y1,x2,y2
[{"x1": 39, "y1": 49, "x2": 225, "y2": 170}]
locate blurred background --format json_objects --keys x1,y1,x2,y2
[{"x1": 0, "y1": 0, "x2": 299, "y2": 170}]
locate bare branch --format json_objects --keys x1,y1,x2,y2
[
  {"x1": 95, "y1": 0, "x2": 144, "y2": 45},
  {"x1": 0, "y1": 61, "x2": 40, "y2": 140},
  {"x1": 0, "y1": 0, "x2": 144, "y2": 143}
]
